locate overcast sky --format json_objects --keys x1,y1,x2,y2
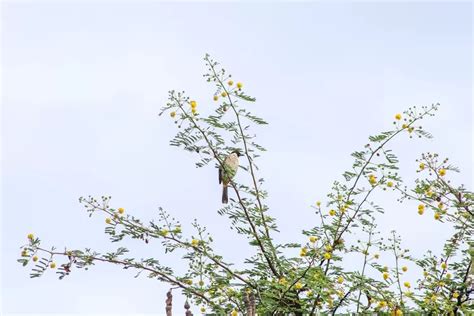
[{"x1": 1, "y1": 1, "x2": 472, "y2": 315}]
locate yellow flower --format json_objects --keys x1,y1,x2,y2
[
  {"x1": 438, "y1": 202, "x2": 444, "y2": 209},
  {"x1": 316, "y1": 201, "x2": 321, "y2": 207},
  {"x1": 438, "y1": 281, "x2": 445, "y2": 287},
  {"x1": 337, "y1": 276, "x2": 344, "y2": 284},
  {"x1": 383, "y1": 272, "x2": 389, "y2": 280},
  {"x1": 306, "y1": 289, "x2": 313, "y2": 296},
  {"x1": 441, "y1": 262, "x2": 447, "y2": 270},
  {"x1": 423, "y1": 270, "x2": 428, "y2": 277},
  {"x1": 200, "y1": 307, "x2": 206, "y2": 313},
  {"x1": 395, "y1": 113, "x2": 402, "y2": 120},
  {"x1": 369, "y1": 175, "x2": 377, "y2": 185},
  {"x1": 408, "y1": 127, "x2": 414, "y2": 133},
  {"x1": 387, "y1": 181, "x2": 394, "y2": 188},
  {"x1": 327, "y1": 297, "x2": 334, "y2": 308},
  {"x1": 213, "y1": 95, "x2": 218, "y2": 101},
  {"x1": 174, "y1": 226, "x2": 182, "y2": 234},
  {"x1": 340, "y1": 205, "x2": 347, "y2": 213},
  {"x1": 184, "y1": 279, "x2": 193, "y2": 285},
  {"x1": 325, "y1": 244, "x2": 333, "y2": 251},
  {"x1": 221, "y1": 91, "x2": 227, "y2": 97},
  {"x1": 236, "y1": 82, "x2": 243, "y2": 89},
  {"x1": 419, "y1": 163, "x2": 425, "y2": 170},
  {"x1": 329, "y1": 209, "x2": 336, "y2": 216},
  {"x1": 231, "y1": 309, "x2": 238, "y2": 316},
  {"x1": 383, "y1": 265, "x2": 388, "y2": 272},
  {"x1": 161, "y1": 229, "x2": 169, "y2": 237},
  {"x1": 198, "y1": 280, "x2": 204, "y2": 286},
  {"x1": 170, "y1": 111, "x2": 176, "y2": 118},
  {"x1": 118, "y1": 207, "x2": 125, "y2": 214},
  {"x1": 434, "y1": 212, "x2": 441, "y2": 220},
  {"x1": 27, "y1": 233, "x2": 34, "y2": 240},
  {"x1": 402, "y1": 266, "x2": 408, "y2": 272},
  {"x1": 32, "y1": 256, "x2": 38, "y2": 262},
  {"x1": 309, "y1": 236, "x2": 318, "y2": 243},
  {"x1": 192, "y1": 108, "x2": 197, "y2": 115},
  {"x1": 402, "y1": 123, "x2": 408, "y2": 129},
  {"x1": 278, "y1": 277, "x2": 287, "y2": 285},
  {"x1": 300, "y1": 247, "x2": 308, "y2": 257},
  {"x1": 374, "y1": 253, "x2": 380, "y2": 259},
  {"x1": 426, "y1": 190, "x2": 433, "y2": 197},
  {"x1": 395, "y1": 309, "x2": 403, "y2": 316},
  {"x1": 418, "y1": 204, "x2": 425, "y2": 212},
  {"x1": 439, "y1": 168, "x2": 446, "y2": 176},
  {"x1": 446, "y1": 273, "x2": 452, "y2": 279},
  {"x1": 228, "y1": 80, "x2": 234, "y2": 86},
  {"x1": 50, "y1": 262, "x2": 56, "y2": 269},
  {"x1": 324, "y1": 252, "x2": 331, "y2": 260},
  {"x1": 21, "y1": 250, "x2": 28, "y2": 257},
  {"x1": 190, "y1": 100, "x2": 197, "y2": 108},
  {"x1": 191, "y1": 239, "x2": 199, "y2": 247},
  {"x1": 295, "y1": 282, "x2": 303, "y2": 290},
  {"x1": 404, "y1": 281, "x2": 411, "y2": 288},
  {"x1": 105, "y1": 218, "x2": 112, "y2": 224},
  {"x1": 378, "y1": 301, "x2": 387, "y2": 308},
  {"x1": 453, "y1": 291, "x2": 459, "y2": 299}
]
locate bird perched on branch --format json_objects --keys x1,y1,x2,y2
[{"x1": 219, "y1": 150, "x2": 242, "y2": 204}]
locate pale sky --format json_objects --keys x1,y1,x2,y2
[{"x1": 1, "y1": 1, "x2": 472, "y2": 315}]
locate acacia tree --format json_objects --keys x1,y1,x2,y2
[{"x1": 19, "y1": 56, "x2": 473, "y2": 315}]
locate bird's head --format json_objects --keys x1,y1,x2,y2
[{"x1": 231, "y1": 149, "x2": 243, "y2": 157}]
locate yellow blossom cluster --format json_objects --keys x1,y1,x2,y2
[
  {"x1": 278, "y1": 277, "x2": 287, "y2": 285},
  {"x1": 418, "y1": 204, "x2": 425, "y2": 215},
  {"x1": 369, "y1": 174, "x2": 377, "y2": 185},
  {"x1": 190, "y1": 100, "x2": 198, "y2": 115}
]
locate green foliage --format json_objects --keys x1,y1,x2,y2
[{"x1": 19, "y1": 57, "x2": 473, "y2": 315}]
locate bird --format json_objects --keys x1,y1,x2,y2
[{"x1": 219, "y1": 150, "x2": 242, "y2": 204}]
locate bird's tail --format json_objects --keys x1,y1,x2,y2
[{"x1": 222, "y1": 185, "x2": 228, "y2": 204}]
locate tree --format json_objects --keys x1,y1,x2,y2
[{"x1": 19, "y1": 55, "x2": 473, "y2": 315}]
